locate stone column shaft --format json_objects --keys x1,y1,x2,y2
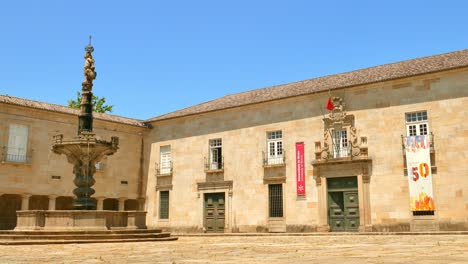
[
  {"x1": 48, "y1": 196, "x2": 57, "y2": 210},
  {"x1": 97, "y1": 197, "x2": 105, "y2": 210},
  {"x1": 21, "y1": 194, "x2": 31, "y2": 210},
  {"x1": 118, "y1": 198, "x2": 126, "y2": 211}
]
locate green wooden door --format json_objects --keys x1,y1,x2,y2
[
  {"x1": 204, "y1": 193, "x2": 225, "y2": 233},
  {"x1": 327, "y1": 177, "x2": 360, "y2": 232}
]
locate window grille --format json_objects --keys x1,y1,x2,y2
[
  {"x1": 268, "y1": 184, "x2": 283, "y2": 218},
  {"x1": 159, "y1": 191, "x2": 169, "y2": 219}
]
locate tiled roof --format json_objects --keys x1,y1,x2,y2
[
  {"x1": 147, "y1": 49, "x2": 468, "y2": 122},
  {"x1": 0, "y1": 94, "x2": 148, "y2": 128}
]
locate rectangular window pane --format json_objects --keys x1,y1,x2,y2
[
  {"x1": 419, "y1": 124, "x2": 428, "y2": 135},
  {"x1": 159, "y1": 191, "x2": 169, "y2": 219},
  {"x1": 269, "y1": 184, "x2": 283, "y2": 217},
  {"x1": 276, "y1": 141, "x2": 283, "y2": 155},
  {"x1": 409, "y1": 125, "x2": 417, "y2": 136},
  {"x1": 269, "y1": 142, "x2": 275, "y2": 156}
]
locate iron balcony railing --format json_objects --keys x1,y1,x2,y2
[
  {"x1": 1, "y1": 146, "x2": 32, "y2": 163},
  {"x1": 155, "y1": 161, "x2": 173, "y2": 176},
  {"x1": 262, "y1": 151, "x2": 286, "y2": 167},
  {"x1": 204, "y1": 156, "x2": 224, "y2": 172},
  {"x1": 331, "y1": 145, "x2": 350, "y2": 158}
]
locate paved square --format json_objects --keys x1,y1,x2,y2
[{"x1": 0, "y1": 235, "x2": 467, "y2": 263}]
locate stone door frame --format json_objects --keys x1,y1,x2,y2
[
  {"x1": 197, "y1": 181, "x2": 233, "y2": 233},
  {"x1": 313, "y1": 159, "x2": 372, "y2": 232}
]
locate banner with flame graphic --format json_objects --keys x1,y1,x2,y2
[{"x1": 404, "y1": 135, "x2": 435, "y2": 211}]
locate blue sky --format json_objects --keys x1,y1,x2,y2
[{"x1": 1, "y1": 1, "x2": 467, "y2": 120}]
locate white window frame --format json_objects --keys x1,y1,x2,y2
[
  {"x1": 267, "y1": 130, "x2": 283, "y2": 165},
  {"x1": 405, "y1": 111, "x2": 429, "y2": 136},
  {"x1": 209, "y1": 139, "x2": 222, "y2": 170},
  {"x1": 7, "y1": 124, "x2": 29, "y2": 163},
  {"x1": 332, "y1": 129, "x2": 348, "y2": 158},
  {"x1": 159, "y1": 145, "x2": 172, "y2": 175}
]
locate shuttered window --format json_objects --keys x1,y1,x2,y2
[
  {"x1": 7, "y1": 124, "x2": 29, "y2": 162},
  {"x1": 160, "y1": 146, "x2": 172, "y2": 174},
  {"x1": 268, "y1": 184, "x2": 283, "y2": 218},
  {"x1": 159, "y1": 191, "x2": 169, "y2": 219}
]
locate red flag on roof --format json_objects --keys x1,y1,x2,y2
[{"x1": 326, "y1": 97, "x2": 334, "y2": 110}]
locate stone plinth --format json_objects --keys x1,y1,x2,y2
[{"x1": 15, "y1": 210, "x2": 147, "y2": 231}]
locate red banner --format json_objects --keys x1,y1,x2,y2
[{"x1": 295, "y1": 142, "x2": 306, "y2": 196}]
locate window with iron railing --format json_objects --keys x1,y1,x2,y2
[
  {"x1": 265, "y1": 131, "x2": 284, "y2": 166},
  {"x1": 158, "y1": 146, "x2": 172, "y2": 175},
  {"x1": 332, "y1": 129, "x2": 349, "y2": 158},
  {"x1": 207, "y1": 139, "x2": 223, "y2": 171},
  {"x1": 156, "y1": 161, "x2": 173, "y2": 176},
  {"x1": 3, "y1": 124, "x2": 30, "y2": 163}
]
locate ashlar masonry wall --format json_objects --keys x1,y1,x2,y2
[{"x1": 145, "y1": 68, "x2": 468, "y2": 232}]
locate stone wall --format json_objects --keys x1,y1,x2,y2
[
  {"x1": 145, "y1": 68, "x2": 468, "y2": 232},
  {"x1": 0, "y1": 105, "x2": 147, "y2": 217}
]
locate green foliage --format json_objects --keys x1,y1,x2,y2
[{"x1": 68, "y1": 92, "x2": 114, "y2": 113}]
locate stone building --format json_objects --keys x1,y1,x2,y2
[
  {"x1": 0, "y1": 96, "x2": 148, "y2": 229},
  {"x1": 1, "y1": 49, "x2": 467, "y2": 232}
]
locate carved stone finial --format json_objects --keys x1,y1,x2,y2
[{"x1": 329, "y1": 96, "x2": 346, "y2": 124}]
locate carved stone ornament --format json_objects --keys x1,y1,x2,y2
[{"x1": 314, "y1": 96, "x2": 368, "y2": 162}]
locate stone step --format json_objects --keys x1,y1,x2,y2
[
  {"x1": 0, "y1": 229, "x2": 163, "y2": 235},
  {"x1": 0, "y1": 236, "x2": 178, "y2": 245},
  {"x1": 0, "y1": 232, "x2": 171, "y2": 240}
]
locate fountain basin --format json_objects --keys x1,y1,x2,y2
[{"x1": 15, "y1": 210, "x2": 146, "y2": 231}]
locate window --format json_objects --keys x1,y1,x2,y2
[
  {"x1": 209, "y1": 139, "x2": 222, "y2": 170},
  {"x1": 159, "y1": 191, "x2": 169, "y2": 219},
  {"x1": 405, "y1": 111, "x2": 429, "y2": 136},
  {"x1": 6, "y1": 124, "x2": 29, "y2": 162},
  {"x1": 332, "y1": 129, "x2": 348, "y2": 158},
  {"x1": 268, "y1": 184, "x2": 283, "y2": 218},
  {"x1": 95, "y1": 162, "x2": 105, "y2": 171},
  {"x1": 267, "y1": 131, "x2": 283, "y2": 165},
  {"x1": 160, "y1": 146, "x2": 172, "y2": 175}
]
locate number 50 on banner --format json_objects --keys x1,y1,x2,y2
[{"x1": 411, "y1": 162, "x2": 430, "y2": 181}]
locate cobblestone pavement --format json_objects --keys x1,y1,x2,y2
[{"x1": 0, "y1": 235, "x2": 467, "y2": 264}]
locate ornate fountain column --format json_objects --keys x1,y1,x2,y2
[{"x1": 52, "y1": 37, "x2": 119, "y2": 210}]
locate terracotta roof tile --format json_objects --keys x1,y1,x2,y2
[
  {"x1": 0, "y1": 94, "x2": 148, "y2": 128},
  {"x1": 147, "y1": 49, "x2": 468, "y2": 122}
]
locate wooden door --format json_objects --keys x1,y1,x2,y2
[
  {"x1": 327, "y1": 177, "x2": 360, "y2": 232},
  {"x1": 204, "y1": 193, "x2": 225, "y2": 233}
]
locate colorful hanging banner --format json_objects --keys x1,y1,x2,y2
[
  {"x1": 295, "y1": 142, "x2": 306, "y2": 196},
  {"x1": 404, "y1": 135, "x2": 435, "y2": 211}
]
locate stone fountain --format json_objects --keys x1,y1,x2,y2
[
  {"x1": 52, "y1": 38, "x2": 119, "y2": 210},
  {"x1": 13, "y1": 38, "x2": 146, "y2": 231}
]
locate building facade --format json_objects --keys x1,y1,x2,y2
[
  {"x1": 0, "y1": 96, "x2": 149, "y2": 229},
  {"x1": 1, "y1": 50, "x2": 467, "y2": 232}
]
